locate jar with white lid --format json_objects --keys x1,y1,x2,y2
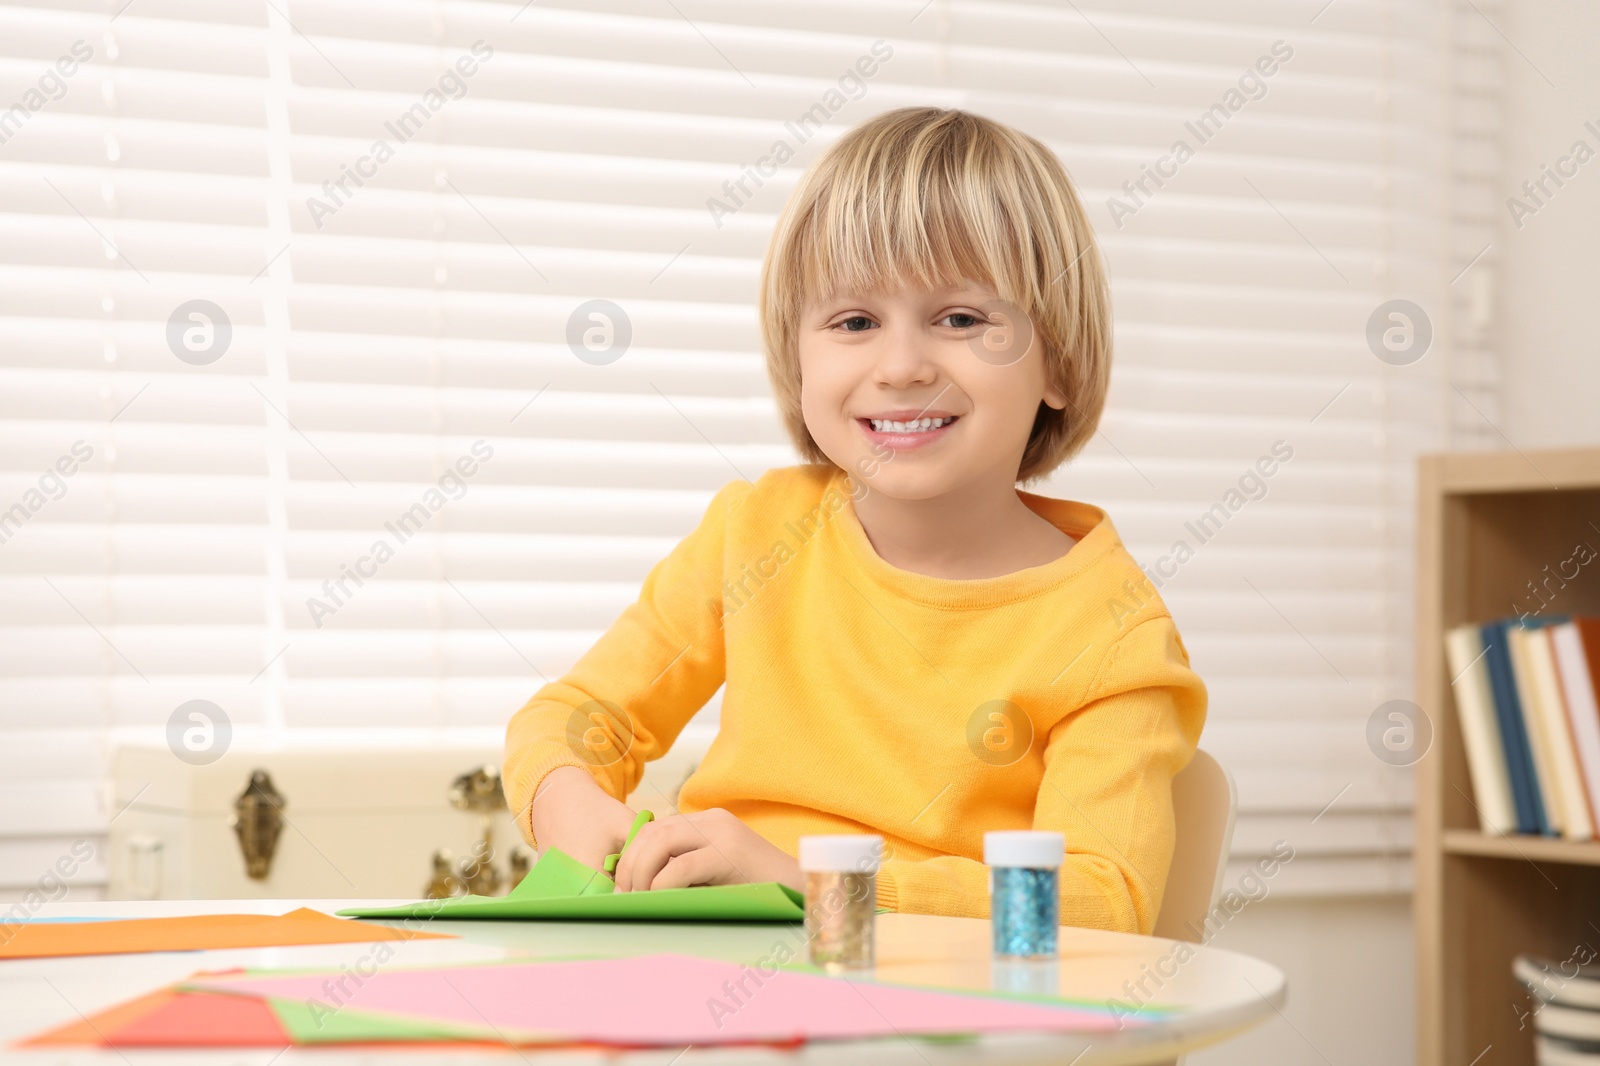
[
  {"x1": 985, "y1": 830, "x2": 1064, "y2": 958},
  {"x1": 799, "y1": 834, "x2": 881, "y2": 971}
]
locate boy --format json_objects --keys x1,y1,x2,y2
[{"x1": 504, "y1": 106, "x2": 1206, "y2": 935}]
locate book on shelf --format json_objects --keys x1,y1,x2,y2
[
  {"x1": 1445, "y1": 616, "x2": 1600, "y2": 839},
  {"x1": 1522, "y1": 619, "x2": 1596, "y2": 840},
  {"x1": 1553, "y1": 620, "x2": 1600, "y2": 837},
  {"x1": 1444, "y1": 624, "x2": 1517, "y2": 834},
  {"x1": 1477, "y1": 619, "x2": 1551, "y2": 834},
  {"x1": 1508, "y1": 620, "x2": 1567, "y2": 836}
]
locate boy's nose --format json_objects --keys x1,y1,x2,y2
[{"x1": 871, "y1": 328, "x2": 938, "y2": 387}]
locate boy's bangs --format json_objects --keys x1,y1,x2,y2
[{"x1": 792, "y1": 148, "x2": 1032, "y2": 309}]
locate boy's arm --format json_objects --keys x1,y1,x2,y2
[
  {"x1": 877, "y1": 616, "x2": 1207, "y2": 934},
  {"x1": 503, "y1": 480, "x2": 747, "y2": 850}
]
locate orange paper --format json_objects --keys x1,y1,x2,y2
[
  {"x1": 21, "y1": 987, "x2": 180, "y2": 1046},
  {"x1": 0, "y1": 908, "x2": 450, "y2": 961}
]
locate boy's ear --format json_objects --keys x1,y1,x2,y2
[{"x1": 1041, "y1": 380, "x2": 1068, "y2": 410}]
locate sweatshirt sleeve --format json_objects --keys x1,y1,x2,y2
[
  {"x1": 502, "y1": 480, "x2": 747, "y2": 847},
  {"x1": 875, "y1": 615, "x2": 1207, "y2": 934}
]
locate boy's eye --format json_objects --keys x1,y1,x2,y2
[
  {"x1": 837, "y1": 315, "x2": 875, "y2": 332},
  {"x1": 942, "y1": 312, "x2": 982, "y2": 329}
]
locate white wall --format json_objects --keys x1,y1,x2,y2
[
  {"x1": 1493, "y1": 0, "x2": 1600, "y2": 449},
  {"x1": 1189, "y1": 895, "x2": 1414, "y2": 1066}
]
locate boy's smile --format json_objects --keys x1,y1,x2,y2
[{"x1": 856, "y1": 410, "x2": 960, "y2": 451}]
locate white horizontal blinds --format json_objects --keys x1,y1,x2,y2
[
  {"x1": 0, "y1": 1, "x2": 280, "y2": 896},
  {"x1": 1444, "y1": 0, "x2": 1503, "y2": 450},
  {"x1": 269, "y1": 0, "x2": 889, "y2": 732},
  {"x1": 0, "y1": 0, "x2": 1458, "y2": 898}
]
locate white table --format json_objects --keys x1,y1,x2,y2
[{"x1": 1, "y1": 899, "x2": 1285, "y2": 1064}]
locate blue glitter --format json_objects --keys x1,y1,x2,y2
[{"x1": 990, "y1": 866, "x2": 1058, "y2": 957}]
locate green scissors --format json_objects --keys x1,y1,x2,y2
[{"x1": 602, "y1": 809, "x2": 655, "y2": 876}]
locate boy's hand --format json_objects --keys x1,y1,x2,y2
[
  {"x1": 527, "y1": 766, "x2": 636, "y2": 873},
  {"x1": 612, "y1": 808, "x2": 803, "y2": 894}
]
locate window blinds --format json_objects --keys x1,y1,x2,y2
[{"x1": 0, "y1": 0, "x2": 1468, "y2": 898}]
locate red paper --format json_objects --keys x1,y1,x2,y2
[{"x1": 109, "y1": 990, "x2": 289, "y2": 1047}]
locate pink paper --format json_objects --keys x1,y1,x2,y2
[{"x1": 191, "y1": 953, "x2": 1135, "y2": 1045}]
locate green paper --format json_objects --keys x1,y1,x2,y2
[
  {"x1": 507, "y1": 845, "x2": 615, "y2": 898},
  {"x1": 267, "y1": 995, "x2": 500, "y2": 1045},
  {"x1": 337, "y1": 854, "x2": 805, "y2": 922}
]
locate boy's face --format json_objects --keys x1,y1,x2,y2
[{"x1": 796, "y1": 280, "x2": 1066, "y2": 500}]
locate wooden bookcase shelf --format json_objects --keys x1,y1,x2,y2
[
  {"x1": 1416, "y1": 445, "x2": 1600, "y2": 1066},
  {"x1": 1441, "y1": 829, "x2": 1600, "y2": 867}
]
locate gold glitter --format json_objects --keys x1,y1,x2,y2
[{"x1": 804, "y1": 870, "x2": 875, "y2": 971}]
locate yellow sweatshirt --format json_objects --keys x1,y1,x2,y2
[{"x1": 503, "y1": 465, "x2": 1206, "y2": 935}]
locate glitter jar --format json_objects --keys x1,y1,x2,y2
[
  {"x1": 799, "y1": 835, "x2": 882, "y2": 972},
  {"x1": 985, "y1": 830, "x2": 1064, "y2": 958}
]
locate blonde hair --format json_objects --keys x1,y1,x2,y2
[{"x1": 758, "y1": 106, "x2": 1112, "y2": 484}]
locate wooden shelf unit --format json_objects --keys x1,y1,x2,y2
[
  {"x1": 1416, "y1": 445, "x2": 1600, "y2": 1066},
  {"x1": 1441, "y1": 829, "x2": 1600, "y2": 867}
]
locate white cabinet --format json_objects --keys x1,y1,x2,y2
[{"x1": 106, "y1": 730, "x2": 709, "y2": 900}]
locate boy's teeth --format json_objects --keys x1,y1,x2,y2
[{"x1": 869, "y1": 416, "x2": 953, "y2": 433}]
